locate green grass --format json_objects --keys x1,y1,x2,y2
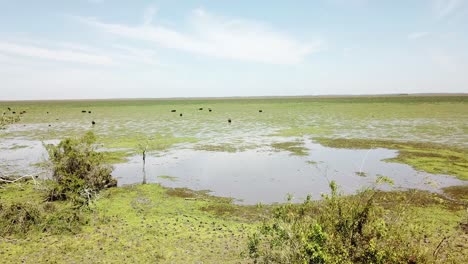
[
  {"x1": 1, "y1": 180, "x2": 466, "y2": 263},
  {"x1": 315, "y1": 137, "x2": 468, "y2": 180},
  {"x1": 0, "y1": 182, "x2": 262, "y2": 263},
  {"x1": 271, "y1": 141, "x2": 309, "y2": 156}
]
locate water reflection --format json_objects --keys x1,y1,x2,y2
[{"x1": 113, "y1": 140, "x2": 464, "y2": 204}]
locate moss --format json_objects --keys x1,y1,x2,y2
[
  {"x1": 315, "y1": 137, "x2": 468, "y2": 180},
  {"x1": 271, "y1": 141, "x2": 309, "y2": 156}
]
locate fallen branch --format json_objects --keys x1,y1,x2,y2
[{"x1": 0, "y1": 174, "x2": 37, "y2": 185}]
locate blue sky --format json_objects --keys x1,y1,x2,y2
[{"x1": 0, "y1": 0, "x2": 467, "y2": 100}]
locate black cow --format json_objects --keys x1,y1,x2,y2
[
  {"x1": 92, "y1": 121, "x2": 96, "y2": 125},
  {"x1": 199, "y1": 108, "x2": 203, "y2": 110},
  {"x1": 82, "y1": 110, "x2": 87, "y2": 113},
  {"x1": 259, "y1": 110, "x2": 263, "y2": 113},
  {"x1": 228, "y1": 118, "x2": 232, "y2": 124},
  {"x1": 180, "y1": 113, "x2": 183, "y2": 117},
  {"x1": 88, "y1": 111, "x2": 92, "y2": 114},
  {"x1": 209, "y1": 109, "x2": 212, "y2": 112},
  {"x1": 171, "y1": 110, "x2": 177, "y2": 112}
]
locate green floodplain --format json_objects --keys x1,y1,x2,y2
[{"x1": 1, "y1": 95, "x2": 467, "y2": 263}]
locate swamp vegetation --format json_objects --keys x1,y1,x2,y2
[{"x1": 0, "y1": 96, "x2": 467, "y2": 263}]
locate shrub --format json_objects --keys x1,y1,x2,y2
[
  {"x1": 0, "y1": 202, "x2": 42, "y2": 236},
  {"x1": 247, "y1": 182, "x2": 428, "y2": 263},
  {"x1": 45, "y1": 131, "x2": 116, "y2": 205}
]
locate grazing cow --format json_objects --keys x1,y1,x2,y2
[
  {"x1": 12, "y1": 111, "x2": 16, "y2": 114},
  {"x1": 48, "y1": 124, "x2": 51, "y2": 127},
  {"x1": 46, "y1": 112, "x2": 49, "y2": 114},
  {"x1": 7, "y1": 107, "x2": 11, "y2": 111},
  {"x1": 259, "y1": 110, "x2": 263, "y2": 113},
  {"x1": 228, "y1": 118, "x2": 232, "y2": 124},
  {"x1": 180, "y1": 113, "x2": 183, "y2": 117},
  {"x1": 199, "y1": 108, "x2": 203, "y2": 110},
  {"x1": 88, "y1": 111, "x2": 91, "y2": 114},
  {"x1": 209, "y1": 109, "x2": 212, "y2": 112},
  {"x1": 92, "y1": 121, "x2": 96, "y2": 125},
  {"x1": 171, "y1": 110, "x2": 176, "y2": 112},
  {"x1": 82, "y1": 110, "x2": 87, "y2": 113}
]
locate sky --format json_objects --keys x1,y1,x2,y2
[{"x1": 0, "y1": 0, "x2": 467, "y2": 100}]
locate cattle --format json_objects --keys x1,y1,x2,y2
[
  {"x1": 46, "y1": 112, "x2": 49, "y2": 114},
  {"x1": 7, "y1": 107, "x2": 11, "y2": 111},
  {"x1": 199, "y1": 108, "x2": 203, "y2": 110},
  {"x1": 92, "y1": 121, "x2": 96, "y2": 125},
  {"x1": 12, "y1": 111, "x2": 16, "y2": 114},
  {"x1": 171, "y1": 110, "x2": 176, "y2": 112},
  {"x1": 82, "y1": 110, "x2": 87, "y2": 113},
  {"x1": 209, "y1": 108, "x2": 212, "y2": 112},
  {"x1": 228, "y1": 118, "x2": 232, "y2": 124},
  {"x1": 180, "y1": 113, "x2": 183, "y2": 117},
  {"x1": 259, "y1": 110, "x2": 263, "y2": 113},
  {"x1": 88, "y1": 111, "x2": 91, "y2": 114}
]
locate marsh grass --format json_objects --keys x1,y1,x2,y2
[
  {"x1": 316, "y1": 137, "x2": 468, "y2": 180},
  {"x1": 271, "y1": 141, "x2": 309, "y2": 156}
]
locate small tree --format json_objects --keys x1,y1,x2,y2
[{"x1": 45, "y1": 131, "x2": 116, "y2": 205}]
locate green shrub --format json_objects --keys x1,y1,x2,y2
[
  {"x1": 45, "y1": 131, "x2": 116, "y2": 205},
  {"x1": 247, "y1": 182, "x2": 429, "y2": 263},
  {"x1": 0, "y1": 202, "x2": 42, "y2": 236}
]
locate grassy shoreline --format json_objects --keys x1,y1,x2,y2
[{"x1": 1, "y1": 181, "x2": 467, "y2": 263}]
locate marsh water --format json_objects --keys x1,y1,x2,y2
[
  {"x1": 111, "y1": 139, "x2": 464, "y2": 204},
  {"x1": 1, "y1": 97, "x2": 467, "y2": 204}
]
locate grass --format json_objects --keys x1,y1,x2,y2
[
  {"x1": 1, "y1": 96, "x2": 467, "y2": 261},
  {"x1": 1, "y1": 180, "x2": 467, "y2": 263},
  {"x1": 0, "y1": 182, "x2": 260, "y2": 263},
  {"x1": 101, "y1": 150, "x2": 131, "y2": 164},
  {"x1": 315, "y1": 137, "x2": 468, "y2": 180},
  {"x1": 271, "y1": 141, "x2": 309, "y2": 156}
]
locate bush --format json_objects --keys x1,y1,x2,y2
[
  {"x1": 0, "y1": 201, "x2": 88, "y2": 236},
  {"x1": 45, "y1": 131, "x2": 116, "y2": 205},
  {"x1": 0, "y1": 202, "x2": 42, "y2": 236},
  {"x1": 247, "y1": 182, "x2": 428, "y2": 263}
]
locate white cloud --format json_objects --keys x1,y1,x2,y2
[
  {"x1": 75, "y1": 8, "x2": 323, "y2": 64},
  {"x1": 0, "y1": 41, "x2": 113, "y2": 65},
  {"x1": 408, "y1": 32, "x2": 430, "y2": 40},
  {"x1": 433, "y1": 0, "x2": 465, "y2": 19}
]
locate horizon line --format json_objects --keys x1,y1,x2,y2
[{"x1": 1, "y1": 92, "x2": 467, "y2": 102}]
